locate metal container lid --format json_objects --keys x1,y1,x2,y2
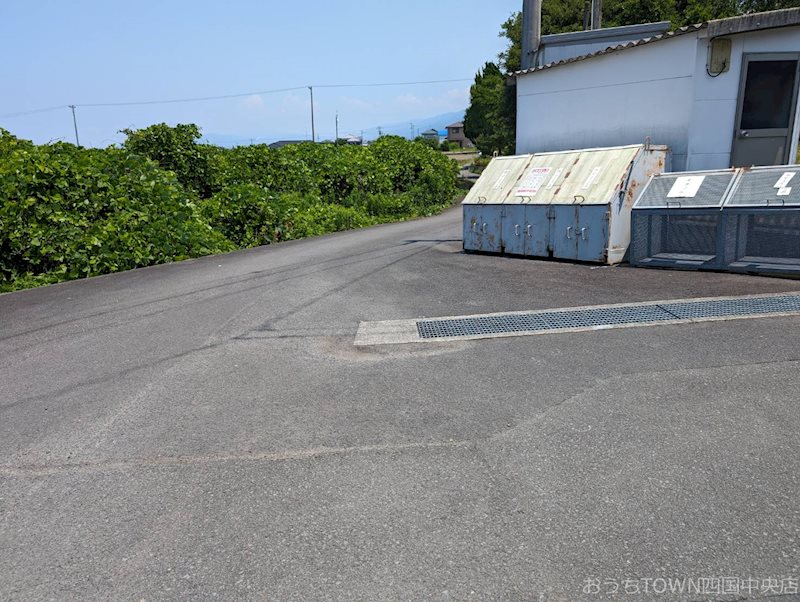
[
  {"x1": 724, "y1": 166, "x2": 800, "y2": 208},
  {"x1": 461, "y1": 155, "x2": 533, "y2": 205},
  {"x1": 634, "y1": 169, "x2": 738, "y2": 209},
  {"x1": 507, "y1": 144, "x2": 644, "y2": 205}
]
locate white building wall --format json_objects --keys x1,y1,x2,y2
[
  {"x1": 517, "y1": 25, "x2": 800, "y2": 171},
  {"x1": 687, "y1": 26, "x2": 800, "y2": 170},
  {"x1": 516, "y1": 35, "x2": 699, "y2": 170}
]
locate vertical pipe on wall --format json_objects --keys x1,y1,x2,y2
[
  {"x1": 591, "y1": 0, "x2": 603, "y2": 30},
  {"x1": 521, "y1": 0, "x2": 542, "y2": 70}
]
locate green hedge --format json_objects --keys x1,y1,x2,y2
[
  {"x1": 0, "y1": 131, "x2": 232, "y2": 291},
  {"x1": 0, "y1": 126, "x2": 458, "y2": 292}
]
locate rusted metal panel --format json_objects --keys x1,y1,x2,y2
[
  {"x1": 605, "y1": 144, "x2": 671, "y2": 263},
  {"x1": 463, "y1": 205, "x2": 502, "y2": 253},
  {"x1": 525, "y1": 206, "x2": 551, "y2": 256},
  {"x1": 501, "y1": 206, "x2": 527, "y2": 255},
  {"x1": 551, "y1": 205, "x2": 579, "y2": 260},
  {"x1": 576, "y1": 205, "x2": 610, "y2": 261}
]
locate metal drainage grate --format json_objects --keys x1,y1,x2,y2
[
  {"x1": 660, "y1": 295, "x2": 800, "y2": 319},
  {"x1": 416, "y1": 294, "x2": 800, "y2": 339}
]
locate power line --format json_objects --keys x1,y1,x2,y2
[
  {"x1": 0, "y1": 105, "x2": 68, "y2": 119},
  {"x1": 0, "y1": 77, "x2": 474, "y2": 118},
  {"x1": 77, "y1": 86, "x2": 308, "y2": 108},
  {"x1": 315, "y1": 77, "x2": 472, "y2": 89}
]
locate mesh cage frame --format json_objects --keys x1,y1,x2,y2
[
  {"x1": 630, "y1": 209, "x2": 724, "y2": 268},
  {"x1": 722, "y1": 208, "x2": 800, "y2": 274}
]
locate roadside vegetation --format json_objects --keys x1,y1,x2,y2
[{"x1": 0, "y1": 125, "x2": 458, "y2": 292}]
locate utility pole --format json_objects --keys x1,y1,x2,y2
[
  {"x1": 308, "y1": 86, "x2": 316, "y2": 142},
  {"x1": 335, "y1": 111, "x2": 339, "y2": 142},
  {"x1": 377, "y1": 126, "x2": 382, "y2": 138},
  {"x1": 410, "y1": 122, "x2": 415, "y2": 139},
  {"x1": 68, "y1": 105, "x2": 80, "y2": 146}
]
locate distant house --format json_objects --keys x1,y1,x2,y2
[
  {"x1": 420, "y1": 129, "x2": 440, "y2": 142},
  {"x1": 268, "y1": 140, "x2": 307, "y2": 150},
  {"x1": 446, "y1": 122, "x2": 473, "y2": 148},
  {"x1": 337, "y1": 134, "x2": 364, "y2": 146}
]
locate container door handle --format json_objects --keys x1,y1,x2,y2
[
  {"x1": 566, "y1": 226, "x2": 573, "y2": 239},
  {"x1": 525, "y1": 224, "x2": 532, "y2": 237},
  {"x1": 481, "y1": 223, "x2": 487, "y2": 233},
  {"x1": 471, "y1": 222, "x2": 477, "y2": 232},
  {"x1": 514, "y1": 224, "x2": 520, "y2": 236},
  {"x1": 580, "y1": 227, "x2": 588, "y2": 240}
]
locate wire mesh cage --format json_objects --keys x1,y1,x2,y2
[
  {"x1": 630, "y1": 170, "x2": 738, "y2": 269},
  {"x1": 721, "y1": 166, "x2": 800, "y2": 275}
]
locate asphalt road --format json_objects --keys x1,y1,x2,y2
[{"x1": 2, "y1": 206, "x2": 800, "y2": 601}]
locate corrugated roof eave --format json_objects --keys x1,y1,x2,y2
[
  {"x1": 513, "y1": 8, "x2": 800, "y2": 77},
  {"x1": 512, "y1": 24, "x2": 704, "y2": 77}
]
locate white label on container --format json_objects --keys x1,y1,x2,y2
[
  {"x1": 774, "y1": 172, "x2": 795, "y2": 188},
  {"x1": 492, "y1": 169, "x2": 510, "y2": 190},
  {"x1": 515, "y1": 167, "x2": 552, "y2": 196},
  {"x1": 667, "y1": 175, "x2": 705, "y2": 198},
  {"x1": 777, "y1": 186, "x2": 792, "y2": 196},
  {"x1": 581, "y1": 166, "x2": 603, "y2": 190},
  {"x1": 545, "y1": 167, "x2": 564, "y2": 190}
]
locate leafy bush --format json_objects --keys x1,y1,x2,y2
[
  {"x1": 199, "y1": 184, "x2": 282, "y2": 248},
  {"x1": 368, "y1": 136, "x2": 458, "y2": 207},
  {"x1": 122, "y1": 123, "x2": 217, "y2": 197},
  {"x1": 413, "y1": 136, "x2": 440, "y2": 150},
  {"x1": 283, "y1": 143, "x2": 393, "y2": 201},
  {"x1": 210, "y1": 144, "x2": 318, "y2": 195},
  {"x1": 289, "y1": 202, "x2": 376, "y2": 239},
  {"x1": 0, "y1": 130, "x2": 232, "y2": 291},
  {"x1": 0, "y1": 126, "x2": 459, "y2": 292}
]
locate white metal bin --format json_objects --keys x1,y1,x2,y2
[
  {"x1": 510, "y1": 144, "x2": 669, "y2": 263},
  {"x1": 462, "y1": 144, "x2": 669, "y2": 263}
]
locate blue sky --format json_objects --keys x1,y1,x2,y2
[{"x1": 0, "y1": 0, "x2": 521, "y2": 146}]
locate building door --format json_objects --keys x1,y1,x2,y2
[{"x1": 731, "y1": 53, "x2": 800, "y2": 167}]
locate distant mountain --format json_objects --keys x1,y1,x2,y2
[{"x1": 360, "y1": 110, "x2": 465, "y2": 140}]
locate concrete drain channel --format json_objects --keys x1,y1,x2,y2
[{"x1": 354, "y1": 293, "x2": 800, "y2": 346}]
